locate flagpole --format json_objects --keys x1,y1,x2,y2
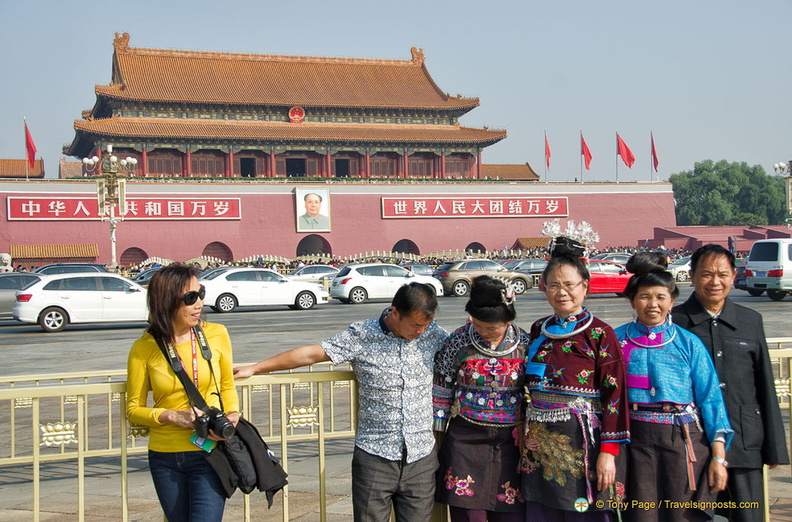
[
  {"x1": 649, "y1": 132, "x2": 653, "y2": 183},
  {"x1": 615, "y1": 131, "x2": 619, "y2": 183},
  {"x1": 23, "y1": 117, "x2": 29, "y2": 181},
  {"x1": 579, "y1": 131, "x2": 583, "y2": 183},
  {"x1": 543, "y1": 130, "x2": 547, "y2": 182}
]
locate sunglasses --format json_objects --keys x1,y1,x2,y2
[{"x1": 182, "y1": 285, "x2": 206, "y2": 306}]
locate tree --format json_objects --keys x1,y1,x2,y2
[{"x1": 670, "y1": 160, "x2": 787, "y2": 226}]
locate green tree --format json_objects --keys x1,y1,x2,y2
[{"x1": 670, "y1": 160, "x2": 787, "y2": 226}]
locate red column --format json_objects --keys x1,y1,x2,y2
[
  {"x1": 403, "y1": 152, "x2": 409, "y2": 178},
  {"x1": 186, "y1": 149, "x2": 192, "y2": 177},
  {"x1": 477, "y1": 152, "x2": 482, "y2": 179},
  {"x1": 326, "y1": 152, "x2": 332, "y2": 177},
  {"x1": 141, "y1": 147, "x2": 148, "y2": 177},
  {"x1": 227, "y1": 149, "x2": 234, "y2": 177},
  {"x1": 441, "y1": 153, "x2": 446, "y2": 179},
  {"x1": 269, "y1": 151, "x2": 275, "y2": 177},
  {"x1": 365, "y1": 152, "x2": 370, "y2": 178}
]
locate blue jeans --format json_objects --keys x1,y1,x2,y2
[{"x1": 148, "y1": 450, "x2": 226, "y2": 522}]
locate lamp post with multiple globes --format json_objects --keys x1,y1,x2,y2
[
  {"x1": 82, "y1": 145, "x2": 138, "y2": 269},
  {"x1": 774, "y1": 161, "x2": 792, "y2": 227}
]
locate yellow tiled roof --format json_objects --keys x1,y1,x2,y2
[
  {"x1": 481, "y1": 163, "x2": 540, "y2": 180},
  {"x1": 74, "y1": 117, "x2": 507, "y2": 145},
  {"x1": 10, "y1": 244, "x2": 99, "y2": 259},
  {"x1": 98, "y1": 33, "x2": 479, "y2": 111},
  {"x1": 0, "y1": 159, "x2": 45, "y2": 178}
]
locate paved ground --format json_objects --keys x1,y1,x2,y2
[{"x1": 0, "y1": 436, "x2": 789, "y2": 521}]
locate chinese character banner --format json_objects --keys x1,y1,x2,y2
[
  {"x1": 7, "y1": 197, "x2": 242, "y2": 221},
  {"x1": 381, "y1": 197, "x2": 568, "y2": 218}
]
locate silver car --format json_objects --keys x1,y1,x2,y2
[{"x1": 0, "y1": 272, "x2": 42, "y2": 320}]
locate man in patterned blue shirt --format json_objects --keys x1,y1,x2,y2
[{"x1": 235, "y1": 282, "x2": 449, "y2": 521}]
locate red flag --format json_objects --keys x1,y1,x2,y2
[
  {"x1": 544, "y1": 133, "x2": 551, "y2": 169},
  {"x1": 651, "y1": 133, "x2": 659, "y2": 172},
  {"x1": 581, "y1": 133, "x2": 593, "y2": 170},
  {"x1": 25, "y1": 121, "x2": 37, "y2": 170},
  {"x1": 616, "y1": 133, "x2": 635, "y2": 168}
]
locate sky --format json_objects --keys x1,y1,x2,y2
[{"x1": 1, "y1": 0, "x2": 790, "y2": 183}]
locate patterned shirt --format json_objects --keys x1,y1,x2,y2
[
  {"x1": 433, "y1": 322, "x2": 529, "y2": 430},
  {"x1": 321, "y1": 309, "x2": 449, "y2": 463},
  {"x1": 525, "y1": 309, "x2": 630, "y2": 443}
]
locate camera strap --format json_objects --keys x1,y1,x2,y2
[{"x1": 155, "y1": 324, "x2": 223, "y2": 412}]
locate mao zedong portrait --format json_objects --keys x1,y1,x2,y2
[{"x1": 298, "y1": 192, "x2": 330, "y2": 231}]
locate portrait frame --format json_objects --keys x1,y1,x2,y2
[{"x1": 295, "y1": 187, "x2": 331, "y2": 233}]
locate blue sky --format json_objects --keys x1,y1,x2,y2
[{"x1": 1, "y1": 0, "x2": 789, "y2": 182}]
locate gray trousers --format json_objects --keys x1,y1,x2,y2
[{"x1": 351, "y1": 445, "x2": 438, "y2": 522}]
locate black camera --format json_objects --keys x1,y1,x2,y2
[{"x1": 194, "y1": 407, "x2": 236, "y2": 439}]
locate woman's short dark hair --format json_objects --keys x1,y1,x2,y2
[
  {"x1": 623, "y1": 252, "x2": 679, "y2": 300},
  {"x1": 146, "y1": 263, "x2": 201, "y2": 345},
  {"x1": 542, "y1": 251, "x2": 590, "y2": 282},
  {"x1": 465, "y1": 275, "x2": 517, "y2": 323}
]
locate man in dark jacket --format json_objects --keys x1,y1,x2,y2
[{"x1": 673, "y1": 244, "x2": 789, "y2": 522}]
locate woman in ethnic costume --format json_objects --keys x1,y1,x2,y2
[
  {"x1": 520, "y1": 249, "x2": 630, "y2": 521},
  {"x1": 615, "y1": 253, "x2": 732, "y2": 522},
  {"x1": 434, "y1": 275, "x2": 530, "y2": 522}
]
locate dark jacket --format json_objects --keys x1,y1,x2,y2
[{"x1": 673, "y1": 294, "x2": 789, "y2": 469}]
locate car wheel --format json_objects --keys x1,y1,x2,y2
[
  {"x1": 452, "y1": 280, "x2": 470, "y2": 297},
  {"x1": 216, "y1": 293, "x2": 237, "y2": 312},
  {"x1": 295, "y1": 291, "x2": 316, "y2": 310},
  {"x1": 39, "y1": 306, "x2": 68, "y2": 332},
  {"x1": 767, "y1": 290, "x2": 787, "y2": 301},
  {"x1": 676, "y1": 271, "x2": 689, "y2": 282},
  {"x1": 349, "y1": 287, "x2": 368, "y2": 304},
  {"x1": 511, "y1": 278, "x2": 528, "y2": 294},
  {"x1": 747, "y1": 289, "x2": 764, "y2": 297}
]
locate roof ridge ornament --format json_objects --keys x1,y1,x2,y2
[
  {"x1": 411, "y1": 47, "x2": 425, "y2": 65},
  {"x1": 113, "y1": 32, "x2": 130, "y2": 53}
]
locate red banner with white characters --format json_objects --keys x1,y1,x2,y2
[
  {"x1": 7, "y1": 197, "x2": 241, "y2": 220},
  {"x1": 381, "y1": 197, "x2": 568, "y2": 218}
]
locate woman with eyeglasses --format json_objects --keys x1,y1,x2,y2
[
  {"x1": 433, "y1": 275, "x2": 530, "y2": 521},
  {"x1": 614, "y1": 252, "x2": 732, "y2": 522},
  {"x1": 519, "y1": 244, "x2": 630, "y2": 521},
  {"x1": 126, "y1": 263, "x2": 240, "y2": 522}
]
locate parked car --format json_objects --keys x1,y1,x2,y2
[
  {"x1": 432, "y1": 259, "x2": 533, "y2": 297},
  {"x1": 13, "y1": 273, "x2": 148, "y2": 332},
  {"x1": 399, "y1": 263, "x2": 435, "y2": 277},
  {"x1": 32, "y1": 263, "x2": 108, "y2": 275},
  {"x1": 330, "y1": 263, "x2": 443, "y2": 304},
  {"x1": 0, "y1": 272, "x2": 42, "y2": 320},
  {"x1": 285, "y1": 264, "x2": 340, "y2": 284},
  {"x1": 733, "y1": 259, "x2": 762, "y2": 295},
  {"x1": 590, "y1": 253, "x2": 631, "y2": 265},
  {"x1": 501, "y1": 258, "x2": 548, "y2": 276},
  {"x1": 666, "y1": 256, "x2": 691, "y2": 282},
  {"x1": 201, "y1": 267, "x2": 328, "y2": 312},
  {"x1": 131, "y1": 267, "x2": 161, "y2": 286},
  {"x1": 587, "y1": 260, "x2": 631, "y2": 295},
  {"x1": 745, "y1": 238, "x2": 792, "y2": 301}
]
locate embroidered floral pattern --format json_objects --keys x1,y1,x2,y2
[
  {"x1": 520, "y1": 421, "x2": 584, "y2": 486},
  {"x1": 611, "y1": 481, "x2": 626, "y2": 504},
  {"x1": 444, "y1": 467, "x2": 475, "y2": 496},
  {"x1": 496, "y1": 481, "x2": 523, "y2": 504},
  {"x1": 537, "y1": 349, "x2": 549, "y2": 361},
  {"x1": 607, "y1": 399, "x2": 620, "y2": 415},
  {"x1": 561, "y1": 340, "x2": 576, "y2": 353},
  {"x1": 603, "y1": 375, "x2": 619, "y2": 388},
  {"x1": 577, "y1": 369, "x2": 592, "y2": 385},
  {"x1": 590, "y1": 326, "x2": 606, "y2": 339}
]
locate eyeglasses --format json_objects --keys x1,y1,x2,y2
[
  {"x1": 181, "y1": 286, "x2": 206, "y2": 306},
  {"x1": 545, "y1": 280, "x2": 584, "y2": 293}
]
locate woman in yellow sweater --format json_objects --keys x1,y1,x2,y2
[{"x1": 127, "y1": 264, "x2": 240, "y2": 521}]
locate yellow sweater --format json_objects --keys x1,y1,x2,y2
[{"x1": 126, "y1": 322, "x2": 240, "y2": 452}]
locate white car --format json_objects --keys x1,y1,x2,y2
[
  {"x1": 13, "y1": 273, "x2": 148, "y2": 332},
  {"x1": 666, "y1": 256, "x2": 691, "y2": 282},
  {"x1": 201, "y1": 267, "x2": 328, "y2": 312},
  {"x1": 330, "y1": 263, "x2": 444, "y2": 304},
  {"x1": 285, "y1": 265, "x2": 339, "y2": 284}
]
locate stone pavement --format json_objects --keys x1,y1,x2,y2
[{"x1": 0, "y1": 436, "x2": 789, "y2": 521}]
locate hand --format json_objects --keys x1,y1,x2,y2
[
  {"x1": 159, "y1": 408, "x2": 198, "y2": 428},
  {"x1": 708, "y1": 459, "x2": 728, "y2": 493},
  {"x1": 596, "y1": 452, "x2": 616, "y2": 491},
  {"x1": 233, "y1": 365, "x2": 257, "y2": 379}
]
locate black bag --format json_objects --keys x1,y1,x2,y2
[{"x1": 222, "y1": 434, "x2": 258, "y2": 494}]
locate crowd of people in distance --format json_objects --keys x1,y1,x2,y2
[{"x1": 124, "y1": 242, "x2": 787, "y2": 522}]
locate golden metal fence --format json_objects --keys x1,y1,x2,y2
[{"x1": 0, "y1": 341, "x2": 789, "y2": 522}]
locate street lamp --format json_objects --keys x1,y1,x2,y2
[
  {"x1": 774, "y1": 161, "x2": 792, "y2": 228},
  {"x1": 82, "y1": 145, "x2": 138, "y2": 268}
]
